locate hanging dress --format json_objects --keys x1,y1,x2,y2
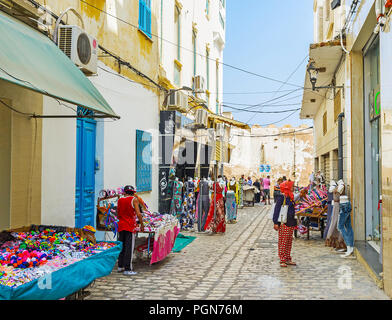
[
  {"x1": 181, "y1": 180, "x2": 196, "y2": 230},
  {"x1": 204, "y1": 182, "x2": 226, "y2": 233},
  {"x1": 325, "y1": 192, "x2": 346, "y2": 249},
  {"x1": 197, "y1": 180, "x2": 210, "y2": 232},
  {"x1": 227, "y1": 181, "x2": 238, "y2": 221},
  {"x1": 238, "y1": 178, "x2": 245, "y2": 208},
  {"x1": 170, "y1": 180, "x2": 183, "y2": 221}
]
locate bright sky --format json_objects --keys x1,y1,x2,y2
[{"x1": 223, "y1": 0, "x2": 314, "y2": 128}]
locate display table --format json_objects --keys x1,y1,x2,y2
[
  {"x1": 0, "y1": 226, "x2": 121, "y2": 300},
  {"x1": 295, "y1": 206, "x2": 328, "y2": 240},
  {"x1": 135, "y1": 213, "x2": 180, "y2": 265}
]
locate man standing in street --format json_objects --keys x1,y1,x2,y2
[
  {"x1": 263, "y1": 175, "x2": 271, "y2": 205},
  {"x1": 117, "y1": 185, "x2": 145, "y2": 276}
]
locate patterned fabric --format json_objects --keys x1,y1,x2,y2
[
  {"x1": 278, "y1": 224, "x2": 295, "y2": 263},
  {"x1": 238, "y1": 178, "x2": 245, "y2": 207},
  {"x1": 170, "y1": 180, "x2": 183, "y2": 219},
  {"x1": 325, "y1": 192, "x2": 346, "y2": 249},
  {"x1": 225, "y1": 191, "x2": 237, "y2": 221},
  {"x1": 204, "y1": 182, "x2": 226, "y2": 233},
  {"x1": 180, "y1": 181, "x2": 196, "y2": 230}
]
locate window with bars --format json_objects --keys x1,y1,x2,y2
[
  {"x1": 136, "y1": 130, "x2": 152, "y2": 192},
  {"x1": 139, "y1": 0, "x2": 152, "y2": 38}
]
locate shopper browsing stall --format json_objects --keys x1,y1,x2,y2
[{"x1": 117, "y1": 185, "x2": 145, "y2": 276}]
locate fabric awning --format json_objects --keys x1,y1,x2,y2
[
  {"x1": 0, "y1": 10, "x2": 119, "y2": 118},
  {"x1": 208, "y1": 113, "x2": 250, "y2": 130}
]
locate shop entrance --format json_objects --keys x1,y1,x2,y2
[
  {"x1": 75, "y1": 109, "x2": 96, "y2": 228},
  {"x1": 363, "y1": 35, "x2": 382, "y2": 254}
]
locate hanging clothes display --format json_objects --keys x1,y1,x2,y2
[
  {"x1": 323, "y1": 192, "x2": 334, "y2": 239},
  {"x1": 238, "y1": 177, "x2": 245, "y2": 208},
  {"x1": 170, "y1": 179, "x2": 183, "y2": 221},
  {"x1": 197, "y1": 180, "x2": 210, "y2": 232},
  {"x1": 181, "y1": 179, "x2": 196, "y2": 230},
  {"x1": 225, "y1": 191, "x2": 237, "y2": 223},
  {"x1": 204, "y1": 182, "x2": 226, "y2": 233},
  {"x1": 325, "y1": 192, "x2": 346, "y2": 250}
]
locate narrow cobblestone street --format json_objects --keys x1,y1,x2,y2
[{"x1": 87, "y1": 206, "x2": 389, "y2": 300}]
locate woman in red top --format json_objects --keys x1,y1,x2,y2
[
  {"x1": 204, "y1": 176, "x2": 226, "y2": 234},
  {"x1": 117, "y1": 185, "x2": 144, "y2": 275}
]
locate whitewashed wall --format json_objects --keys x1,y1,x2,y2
[
  {"x1": 159, "y1": 0, "x2": 226, "y2": 113},
  {"x1": 91, "y1": 62, "x2": 159, "y2": 212},
  {"x1": 41, "y1": 97, "x2": 77, "y2": 227}
]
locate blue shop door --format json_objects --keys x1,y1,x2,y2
[{"x1": 75, "y1": 118, "x2": 96, "y2": 228}]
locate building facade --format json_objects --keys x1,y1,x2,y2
[
  {"x1": 0, "y1": 0, "x2": 162, "y2": 239},
  {"x1": 225, "y1": 125, "x2": 314, "y2": 187},
  {"x1": 302, "y1": 0, "x2": 392, "y2": 297}
]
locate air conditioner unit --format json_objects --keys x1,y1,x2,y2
[
  {"x1": 194, "y1": 108, "x2": 208, "y2": 128},
  {"x1": 167, "y1": 91, "x2": 189, "y2": 112},
  {"x1": 216, "y1": 123, "x2": 225, "y2": 138},
  {"x1": 58, "y1": 25, "x2": 98, "y2": 75},
  {"x1": 193, "y1": 75, "x2": 205, "y2": 93}
]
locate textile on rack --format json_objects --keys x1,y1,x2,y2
[
  {"x1": 169, "y1": 180, "x2": 183, "y2": 219},
  {"x1": 180, "y1": 180, "x2": 196, "y2": 230},
  {"x1": 204, "y1": 182, "x2": 226, "y2": 233},
  {"x1": 225, "y1": 191, "x2": 237, "y2": 222},
  {"x1": 323, "y1": 192, "x2": 334, "y2": 239},
  {"x1": 197, "y1": 180, "x2": 210, "y2": 232},
  {"x1": 325, "y1": 192, "x2": 346, "y2": 249},
  {"x1": 238, "y1": 177, "x2": 245, "y2": 207}
]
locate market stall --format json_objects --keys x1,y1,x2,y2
[
  {"x1": 96, "y1": 189, "x2": 180, "y2": 265},
  {"x1": 0, "y1": 225, "x2": 121, "y2": 300},
  {"x1": 294, "y1": 186, "x2": 328, "y2": 240}
]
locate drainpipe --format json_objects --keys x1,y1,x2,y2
[{"x1": 338, "y1": 112, "x2": 345, "y2": 180}]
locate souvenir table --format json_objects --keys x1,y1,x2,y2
[
  {"x1": 96, "y1": 190, "x2": 180, "y2": 265},
  {"x1": 294, "y1": 187, "x2": 328, "y2": 240},
  {"x1": 135, "y1": 211, "x2": 180, "y2": 265},
  {"x1": 0, "y1": 225, "x2": 121, "y2": 300}
]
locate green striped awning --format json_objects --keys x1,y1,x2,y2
[{"x1": 0, "y1": 10, "x2": 119, "y2": 118}]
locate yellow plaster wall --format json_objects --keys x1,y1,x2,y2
[
  {"x1": 0, "y1": 98, "x2": 12, "y2": 230},
  {"x1": 0, "y1": 80, "x2": 43, "y2": 229},
  {"x1": 41, "y1": 0, "x2": 160, "y2": 95},
  {"x1": 350, "y1": 51, "x2": 366, "y2": 241}
]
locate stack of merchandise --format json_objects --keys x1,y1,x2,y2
[
  {"x1": 135, "y1": 211, "x2": 179, "y2": 234},
  {"x1": 0, "y1": 228, "x2": 116, "y2": 288},
  {"x1": 295, "y1": 185, "x2": 328, "y2": 215}
]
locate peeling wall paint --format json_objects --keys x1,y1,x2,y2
[{"x1": 225, "y1": 125, "x2": 314, "y2": 187}]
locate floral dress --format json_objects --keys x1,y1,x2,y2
[
  {"x1": 181, "y1": 180, "x2": 196, "y2": 230},
  {"x1": 170, "y1": 180, "x2": 183, "y2": 221}
]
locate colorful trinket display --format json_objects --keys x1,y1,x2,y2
[{"x1": 0, "y1": 228, "x2": 116, "y2": 288}]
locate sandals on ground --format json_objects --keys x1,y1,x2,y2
[
  {"x1": 280, "y1": 262, "x2": 288, "y2": 267},
  {"x1": 286, "y1": 261, "x2": 297, "y2": 266}
]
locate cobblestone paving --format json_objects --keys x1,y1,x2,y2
[{"x1": 87, "y1": 205, "x2": 389, "y2": 300}]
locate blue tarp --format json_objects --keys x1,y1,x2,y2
[{"x1": 0, "y1": 241, "x2": 122, "y2": 300}]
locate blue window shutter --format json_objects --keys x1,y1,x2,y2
[
  {"x1": 136, "y1": 130, "x2": 152, "y2": 192},
  {"x1": 146, "y1": 5, "x2": 152, "y2": 37},
  {"x1": 139, "y1": 0, "x2": 152, "y2": 38},
  {"x1": 139, "y1": 0, "x2": 145, "y2": 32}
]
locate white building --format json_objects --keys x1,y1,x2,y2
[{"x1": 159, "y1": 0, "x2": 226, "y2": 114}]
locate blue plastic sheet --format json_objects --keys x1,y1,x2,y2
[{"x1": 0, "y1": 241, "x2": 122, "y2": 300}]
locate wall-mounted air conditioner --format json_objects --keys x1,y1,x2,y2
[
  {"x1": 194, "y1": 108, "x2": 208, "y2": 129},
  {"x1": 193, "y1": 75, "x2": 205, "y2": 93},
  {"x1": 216, "y1": 123, "x2": 225, "y2": 138},
  {"x1": 167, "y1": 91, "x2": 189, "y2": 112},
  {"x1": 58, "y1": 25, "x2": 98, "y2": 75}
]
